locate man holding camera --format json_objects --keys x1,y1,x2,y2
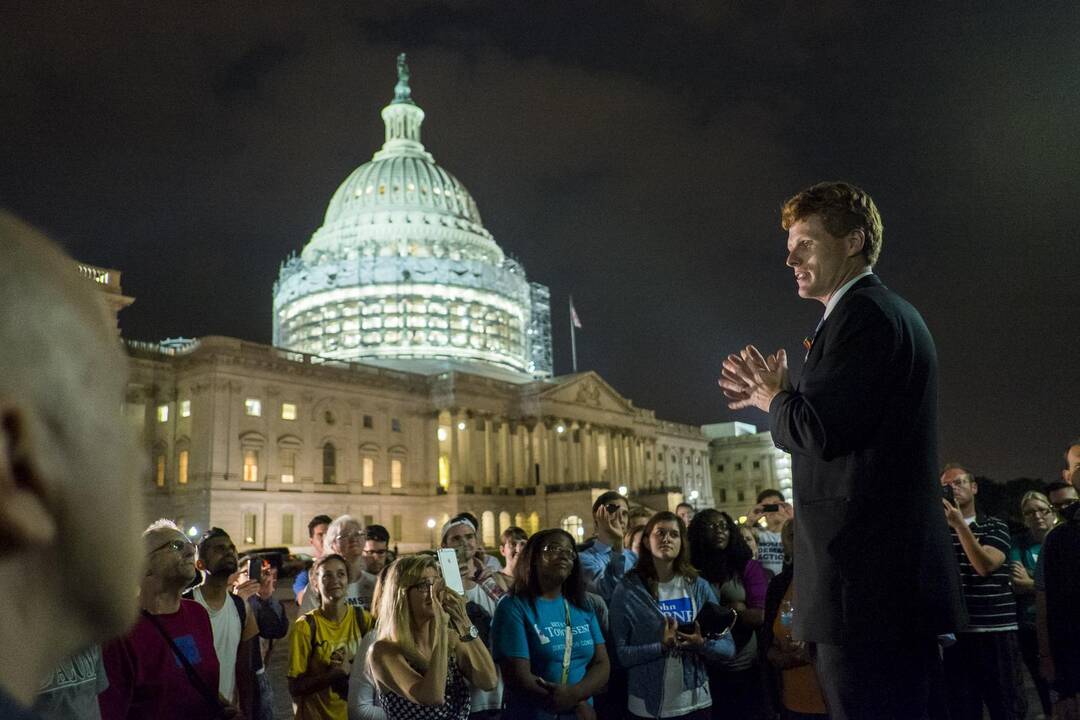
[
  {"x1": 940, "y1": 464, "x2": 1026, "y2": 719},
  {"x1": 744, "y1": 488, "x2": 793, "y2": 576},
  {"x1": 579, "y1": 491, "x2": 636, "y2": 603}
]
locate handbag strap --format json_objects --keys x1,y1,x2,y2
[{"x1": 141, "y1": 609, "x2": 226, "y2": 716}]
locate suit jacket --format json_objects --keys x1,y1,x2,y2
[{"x1": 769, "y1": 274, "x2": 964, "y2": 644}]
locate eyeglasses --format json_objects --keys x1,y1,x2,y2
[
  {"x1": 700, "y1": 521, "x2": 729, "y2": 532},
  {"x1": 150, "y1": 538, "x2": 192, "y2": 555},
  {"x1": 603, "y1": 503, "x2": 629, "y2": 518},
  {"x1": 337, "y1": 531, "x2": 366, "y2": 543},
  {"x1": 1051, "y1": 498, "x2": 1078, "y2": 511},
  {"x1": 1023, "y1": 507, "x2": 1053, "y2": 518},
  {"x1": 409, "y1": 579, "x2": 435, "y2": 592},
  {"x1": 542, "y1": 544, "x2": 577, "y2": 559},
  {"x1": 942, "y1": 477, "x2": 971, "y2": 487}
]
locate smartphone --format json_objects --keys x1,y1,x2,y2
[
  {"x1": 677, "y1": 622, "x2": 696, "y2": 635},
  {"x1": 437, "y1": 548, "x2": 464, "y2": 595},
  {"x1": 248, "y1": 556, "x2": 262, "y2": 583},
  {"x1": 761, "y1": 503, "x2": 780, "y2": 513},
  {"x1": 941, "y1": 484, "x2": 955, "y2": 505}
]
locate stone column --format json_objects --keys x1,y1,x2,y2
[{"x1": 449, "y1": 410, "x2": 462, "y2": 492}]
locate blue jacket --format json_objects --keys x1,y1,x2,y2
[
  {"x1": 578, "y1": 539, "x2": 637, "y2": 602},
  {"x1": 610, "y1": 572, "x2": 734, "y2": 718}
]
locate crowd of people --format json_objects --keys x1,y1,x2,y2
[
  {"x1": 5, "y1": 193, "x2": 1080, "y2": 720},
  {"x1": 21, "y1": 456, "x2": 1080, "y2": 720}
]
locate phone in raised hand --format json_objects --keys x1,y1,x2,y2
[{"x1": 437, "y1": 548, "x2": 464, "y2": 594}]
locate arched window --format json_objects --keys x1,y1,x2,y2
[
  {"x1": 323, "y1": 442, "x2": 336, "y2": 484},
  {"x1": 482, "y1": 511, "x2": 496, "y2": 546},
  {"x1": 498, "y1": 511, "x2": 511, "y2": 537},
  {"x1": 561, "y1": 515, "x2": 585, "y2": 541}
]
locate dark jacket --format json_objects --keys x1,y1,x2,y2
[{"x1": 770, "y1": 274, "x2": 965, "y2": 644}]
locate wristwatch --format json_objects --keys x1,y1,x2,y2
[{"x1": 459, "y1": 624, "x2": 480, "y2": 642}]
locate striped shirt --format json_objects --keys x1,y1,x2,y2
[{"x1": 950, "y1": 514, "x2": 1017, "y2": 632}]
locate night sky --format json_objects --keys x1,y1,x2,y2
[{"x1": 3, "y1": 3, "x2": 1078, "y2": 483}]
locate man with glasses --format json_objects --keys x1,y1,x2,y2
[
  {"x1": 360, "y1": 524, "x2": 391, "y2": 576},
  {"x1": 100, "y1": 520, "x2": 239, "y2": 719},
  {"x1": 579, "y1": 490, "x2": 636, "y2": 602},
  {"x1": 0, "y1": 217, "x2": 147, "y2": 719},
  {"x1": 940, "y1": 464, "x2": 1026, "y2": 720},
  {"x1": 1046, "y1": 481, "x2": 1080, "y2": 519},
  {"x1": 299, "y1": 515, "x2": 376, "y2": 613}
]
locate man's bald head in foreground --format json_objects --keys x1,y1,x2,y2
[{"x1": 0, "y1": 211, "x2": 146, "y2": 707}]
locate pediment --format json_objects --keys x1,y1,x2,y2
[{"x1": 538, "y1": 372, "x2": 636, "y2": 415}]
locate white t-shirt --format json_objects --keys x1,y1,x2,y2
[
  {"x1": 464, "y1": 579, "x2": 504, "y2": 712},
  {"x1": 628, "y1": 577, "x2": 711, "y2": 718},
  {"x1": 192, "y1": 588, "x2": 242, "y2": 701},
  {"x1": 755, "y1": 529, "x2": 785, "y2": 576}
]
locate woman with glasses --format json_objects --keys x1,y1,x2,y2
[
  {"x1": 611, "y1": 512, "x2": 734, "y2": 720},
  {"x1": 491, "y1": 528, "x2": 610, "y2": 720},
  {"x1": 369, "y1": 555, "x2": 497, "y2": 720},
  {"x1": 686, "y1": 510, "x2": 768, "y2": 720},
  {"x1": 301, "y1": 515, "x2": 378, "y2": 614},
  {"x1": 1009, "y1": 491, "x2": 1056, "y2": 716},
  {"x1": 289, "y1": 553, "x2": 374, "y2": 720}
]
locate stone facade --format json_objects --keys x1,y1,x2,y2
[
  {"x1": 127, "y1": 337, "x2": 712, "y2": 553},
  {"x1": 703, "y1": 422, "x2": 792, "y2": 523}
]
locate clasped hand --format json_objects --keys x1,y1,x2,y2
[
  {"x1": 719, "y1": 346, "x2": 789, "y2": 413},
  {"x1": 661, "y1": 617, "x2": 704, "y2": 655}
]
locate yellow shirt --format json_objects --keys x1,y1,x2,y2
[{"x1": 288, "y1": 605, "x2": 373, "y2": 720}]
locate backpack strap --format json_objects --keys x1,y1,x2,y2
[
  {"x1": 305, "y1": 612, "x2": 318, "y2": 657},
  {"x1": 230, "y1": 592, "x2": 247, "y2": 628}
]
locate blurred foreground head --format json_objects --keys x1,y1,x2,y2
[{"x1": 0, "y1": 211, "x2": 146, "y2": 705}]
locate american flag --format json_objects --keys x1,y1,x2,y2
[{"x1": 569, "y1": 297, "x2": 582, "y2": 329}]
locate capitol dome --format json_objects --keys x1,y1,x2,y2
[{"x1": 273, "y1": 55, "x2": 552, "y2": 378}]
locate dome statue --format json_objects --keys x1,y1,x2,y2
[{"x1": 273, "y1": 55, "x2": 553, "y2": 379}]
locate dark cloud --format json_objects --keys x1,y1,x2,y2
[{"x1": 1, "y1": 1, "x2": 1078, "y2": 482}]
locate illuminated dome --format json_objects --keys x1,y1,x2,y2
[{"x1": 273, "y1": 55, "x2": 552, "y2": 378}]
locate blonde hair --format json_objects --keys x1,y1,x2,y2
[{"x1": 371, "y1": 554, "x2": 439, "y2": 671}]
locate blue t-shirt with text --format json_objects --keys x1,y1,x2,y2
[{"x1": 492, "y1": 594, "x2": 605, "y2": 718}]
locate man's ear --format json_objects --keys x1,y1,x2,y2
[
  {"x1": 0, "y1": 405, "x2": 59, "y2": 551},
  {"x1": 846, "y1": 228, "x2": 866, "y2": 258}
]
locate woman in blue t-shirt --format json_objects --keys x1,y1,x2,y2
[{"x1": 491, "y1": 528, "x2": 610, "y2": 720}]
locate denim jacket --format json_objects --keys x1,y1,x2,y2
[{"x1": 610, "y1": 572, "x2": 735, "y2": 718}]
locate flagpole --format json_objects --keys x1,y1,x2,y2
[{"x1": 569, "y1": 295, "x2": 578, "y2": 373}]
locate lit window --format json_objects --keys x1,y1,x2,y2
[
  {"x1": 281, "y1": 403, "x2": 297, "y2": 420},
  {"x1": 391, "y1": 458, "x2": 403, "y2": 488},
  {"x1": 282, "y1": 514, "x2": 294, "y2": 545},
  {"x1": 243, "y1": 450, "x2": 259, "y2": 482},
  {"x1": 180, "y1": 400, "x2": 191, "y2": 418},
  {"x1": 243, "y1": 513, "x2": 257, "y2": 545},
  {"x1": 245, "y1": 399, "x2": 262, "y2": 417},
  {"x1": 157, "y1": 405, "x2": 169, "y2": 423},
  {"x1": 178, "y1": 450, "x2": 189, "y2": 485},
  {"x1": 280, "y1": 449, "x2": 295, "y2": 484},
  {"x1": 155, "y1": 455, "x2": 166, "y2": 487},
  {"x1": 438, "y1": 455, "x2": 450, "y2": 489},
  {"x1": 362, "y1": 457, "x2": 375, "y2": 487},
  {"x1": 437, "y1": 427, "x2": 448, "y2": 442},
  {"x1": 391, "y1": 418, "x2": 402, "y2": 432}
]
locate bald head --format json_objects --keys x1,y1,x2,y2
[{"x1": 0, "y1": 211, "x2": 146, "y2": 704}]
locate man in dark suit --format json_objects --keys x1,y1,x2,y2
[{"x1": 719, "y1": 182, "x2": 964, "y2": 719}]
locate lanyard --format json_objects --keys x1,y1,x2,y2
[{"x1": 560, "y1": 599, "x2": 573, "y2": 684}]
